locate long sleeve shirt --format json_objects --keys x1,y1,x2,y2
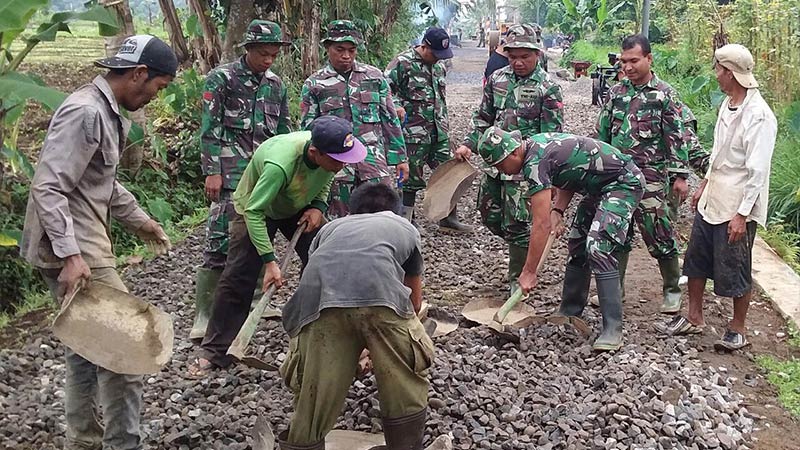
[{"x1": 21, "y1": 76, "x2": 150, "y2": 269}]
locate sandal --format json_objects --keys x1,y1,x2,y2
[
  {"x1": 714, "y1": 330, "x2": 750, "y2": 351},
  {"x1": 184, "y1": 357, "x2": 217, "y2": 380},
  {"x1": 654, "y1": 315, "x2": 703, "y2": 336}
]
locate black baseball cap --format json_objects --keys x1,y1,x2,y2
[
  {"x1": 423, "y1": 27, "x2": 453, "y2": 60},
  {"x1": 310, "y1": 116, "x2": 367, "y2": 164},
  {"x1": 95, "y1": 35, "x2": 179, "y2": 77}
]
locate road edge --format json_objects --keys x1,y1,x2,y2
[{"x1": 752, "y1": 236, "x2": 800, "y2": 328}]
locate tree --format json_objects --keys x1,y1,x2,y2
[
  {"x1": 187, "y1": 0, "x2": 222, "y2": 73},
  {"x1": 158, "y1": 0, "x2": 191, "y2": 64}
]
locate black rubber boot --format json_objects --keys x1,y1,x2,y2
[
  {"x1": 557, "y1": 264, "x2": 591, "y2": 317},
  {"x1": 438, "y1": 207, "x2": 473, "y2": 233},
  {"x1": 593, "y1": 271, "x2": 624, "y2": 352},
  {"x1": 401, "y1": 191, "x2": 418, "y2": 226},
  {"x1": 658, "y1": 255, "x2": 682, "y2": 313},
  {"x1": 277, "y1": 430, "x2": 325, "y2": 450},
  {"x1": 371, "y1": 408, "x2": 426, "y2": 450},
  {"x1": 507, "y1": 244, "x2": 528, "y2": 292}
]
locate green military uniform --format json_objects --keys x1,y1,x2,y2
[
  {"x1": 462, "y1": 24, "x2": 563, "y2": 288},
  {"x1": 596, "y1": 72, "x2": 689, "y2": 313},
  {"x1": 192, "y1": 20, "x2": 291, "y2": 341},
  {"x1": 300, "y1": 20, "x2": 407, "y2": 217},
  {"x1": 667, "y1": 105, "x2": 710, "y2": 221},
  {"x1": 478, "y1": 128, "x2": 645, "y2": 351}
]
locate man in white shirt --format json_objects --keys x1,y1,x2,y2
[{"x1": 655, "y1": 44, "x2": 777, "y2": 351}]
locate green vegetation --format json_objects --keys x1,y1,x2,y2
[{"x1": 757, "y1": 354, "x2": 800, "y2": 417}]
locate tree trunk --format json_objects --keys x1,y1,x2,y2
[
  {"x1": 377, "y1": 0, "x2": 403, "y2": 39},
  {"x1": 300, "y1": 0, "x2": 321, "y2": 79},
  {"x1": 158, "y1": 0, "x2": 191, "y2": 65},
  {"x1": 221, "y1": 0, "x2": 256, "y2": 63},
  {"x1": 187, "y1": 0, "x2": 222, "y2": 74},
  {"x1": 101, "y1": 0, "x2": 145, "y2": 174}
]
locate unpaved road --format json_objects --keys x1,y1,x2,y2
[{"x1": 2, "y1": 44, "x2": 800, "y2": 450}]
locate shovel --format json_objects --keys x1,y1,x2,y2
[
  {"x1": 227, "y1": 223, "x2": 307, "y2": 369},
  {"x1": 422, "y1": 160, "x2": 479, "y2": 222}
]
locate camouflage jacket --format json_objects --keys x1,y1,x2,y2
[
  {"x1": 300, "y1": 62, "x2": 407, "y2": 182},
  {"x1": 200, "y1": 56, "x2": 291, "y2": 190},
  {"x1": 523, "y1": 133, "x2": 641, "y2": 198},
  {"x1": 465, "y1": 65, "x2": 564, "y2": 180},
  {"x1": 596, "y1": 73, "x2": 689, "y2": 181},
  {"x1": 385, "y1": 48, "x2": 449, "y2": 145}
]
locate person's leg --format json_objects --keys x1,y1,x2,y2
[
  {"x1": 559, "y1": 197, "x2": 593, "y2": 317},
  {"x1": 280, "y1": 309, "x2": 363, "y2": 445},
  {"x1": 501, "y1": 179, "x2": 532, "y2": 290},
  {"x1": 199, "y1": 214, "x2": 263, "y2": 368},
  {"x1": 715, "y1": 221, "x2": 758, "y2": 338},
  {"x1": 477, "y1": 174, "x2": 503, "y2": 238},
  {"x1": 686, "y1": 278, "x2": 707, "y2": 327},
  {"x1": 97, "y1": 366, "x2": 144, "y2": 450}
]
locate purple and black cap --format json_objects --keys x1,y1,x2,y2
[
  {"x1": 95, "y1": 35, "x2": 178, "y2": 77},
  {"x1": 423, "y1": 27, "x2": 454, "y2": 60},
  {"x1": 310, "y1": 116, "x2": 367, "y2": 164}
]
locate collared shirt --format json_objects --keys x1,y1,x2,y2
[
  {"x1": 21, "y1": 76, "x2": 150, "y2": 269},
  {"x1": 698, "y1": 89, "x2": 777, "y2": 226}
]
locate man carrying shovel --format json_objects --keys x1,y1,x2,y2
[
  {"x1": 278, "y1": 182, "x2": 433, "y2": 450},
  {"x1": 187, "y1": 116, "x2": 366, "y2": 378},
  {"x1": 21, "y1": 36, "x2": 177, "y2": 450},
  {"x1": 477, "y1": 128, "x2": 645, "y2": 351}
]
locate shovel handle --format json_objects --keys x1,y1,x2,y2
[
  {"x1": 493, "y1": 233, "x2": 557, "y2": 325},
  {"x1": 227, "y1": 223, "x2": 307, "y2": 360}
]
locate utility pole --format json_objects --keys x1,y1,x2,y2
[{"x1": 641, "y1": 0, "x2": 651, "y2": 38}]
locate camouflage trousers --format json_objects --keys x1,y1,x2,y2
[
  {"x1": 327, "y1": 176, "x2": 392, "y2": 218},
  {"x1": 621, "y1": 175, "x2": 680, "y2": 259},
  {"x1": 477, "y1": 175, "x2": 532, "y2": 247},
  {"x1": 203, "y1": 189, "x2": 236, "y2": 270},
  {"x1": 567, "y1": 175, "x2": 645, "y2": 273},
  {"x1": 402, "y1": 141, "x2": 451, "y2": 193}
]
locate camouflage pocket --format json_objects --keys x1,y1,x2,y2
[
  {"x1": 359, "y1": 92, "x2": 381, "y2": 123},
  {"x1": 320, "y1": 96, "x2": 345, "y2": 114},
  {"x1": 407, "y1": 78, "x2": 429, "y2": 101}
]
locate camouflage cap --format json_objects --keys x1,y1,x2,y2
[
  {"x1": 478, "y1": 127, "x2": 524, "y2": 166},
  {"x1": 321, "y1": 20, "x2": 364, "y2": 46},
  {"x1": 240, "y1": 20, "x2": 290, "y2": 47},
  {"x1": 504, "y1": 24, "x2": 544, "y2": 52}
]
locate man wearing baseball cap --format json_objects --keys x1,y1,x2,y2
[
  {"x1": 279, "y1": 182, "x2": 432, "y2": 450},
  {"x1": 187, "y1": 116, "x2": 366, "y2": 377},
  {"x1": 455, "y1": 23, "x2": 564, "y2": 293},
  {"x1": 477, "y1": 128, "x2": 645, "y2": 351},
  {"x1": 191, "y1": 19, "x2": 293, "y2": 342},
  {"x1": 21, "y1": 34, "x2": 176, "y2": 449},
  {"x1": 656, "y1": 44, "x2": 777, "y2": 351},
  {"x1": 385, "y1": 27, "x2": 473, "y2": 232},
  {"x1": 301, "y1": 20, "x2": 409, "y2": 217}
]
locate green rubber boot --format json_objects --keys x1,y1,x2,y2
[
  {"x1": 658, "y1": 255, "x2": 683, "y2": 314},
  {"x1": 592, "y1": 271, "x2": 624, "y2": 352},
  {"x1": 615, "y1": 251, "x2": 630, "y2": 301},
  {"x1": 508, "y1": 244, "x2": 528, "y2": 292},
  {"x1": 558, "y1": 264, "x2": 591, "y2": 317},
  {"x1": 190, "y1": 267, "x2": 222, "y2": 342}
]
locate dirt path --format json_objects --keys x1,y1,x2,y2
[{"x1": 1, "y1": 45, "x2": 799, "y2": 450}]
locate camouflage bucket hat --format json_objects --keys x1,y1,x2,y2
[
  {"x1": 321, "y1": 20, "x2": 364, "y2": 46},
  {"x1": 504, "y1": 24, "x2": 544, "y2": 51},
  {"x1": 478, "y1": 127, "x2": 523, "y2": 166},
  {"x1": 240, "y1": 20, "x2": 290, "y2": 47}
]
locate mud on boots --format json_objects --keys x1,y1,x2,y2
[
  {"x1": 190, "y1": 267, "x2": 222, "y2": 342},
  {"x1": 658, "y1": 255, "x2": 683, "y2": 314},
  {"x1": 593, "y1": 270, "x2": 624, "y2": 351}
]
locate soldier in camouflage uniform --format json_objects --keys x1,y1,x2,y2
[
  {"x1": 385, "y1": 27, "x2": 472, "y2": 232},
  {"x1": 478, "y1": 128, "x2": 645, "y2": 351},
  {"x1": 595, "y1": 34, "x2": 689, "y2": 314},
  {"x1": 667, "y1": 105, "x2": 710, "y2": 221},
  {"x1": 192, "y1": 20, "x2": 292, "y2": 341},
  {"x1": 454, "y1": 24, "x2": 564, "y2": 291},
  {"x1": 301, "y1": 20, "x2": 409, "y2": 217}
]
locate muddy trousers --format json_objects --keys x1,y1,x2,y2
[
  {"x1": 40, "y1": 268, "x2": 143, "y2": 450},
  {"x1": 280, "y1": 307, "x2": 434, "y2": 445}
]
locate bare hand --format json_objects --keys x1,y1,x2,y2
[
  {"x1": 263, "y1": 261, "x2": 283, "y2": 292},
  {"x1": 728, "y1": 214, "x2": 747, "y2": 244},
  {"x1": 550, "y1": 211, "x2": 566, "y2": 238},
  {"x1": 691, "y1": 179, "x2": 708, "y2": 212},
  {"x1": 356, "y1": 349, "x2": 372, "y2": 377},
  {"x1": 672, "y1": 177, "x2": 689, "y2": 204},
  {"x1": 395, "y1": 162, "x2": 410, "y2": 182},
  {"x1": 518, "y1": 269, "x2": 538, "y2": 294},
  {"x1": 396, "y1": 107, "x2": 406, "y2": 124},
  {"x1": 136, "y1": 219, "x2": 172, "y2": 256},
  {"x1": 58, "y1": 255, "x2": 91, "y2": 301},
  {"x1": 205, "y1": 175, "x2": 222, "y2": 202},
  {"x1": 298, "y1": 208, "x2": 324, "y2": 232},
  {"x1": 454, "y1": 145, "x2": 472, "y2": 161}
]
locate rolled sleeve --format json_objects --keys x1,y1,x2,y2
[{"x1": 737, "y1": 114, "x2": 777, "y2": 217}]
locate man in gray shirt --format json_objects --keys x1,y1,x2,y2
[{"x1": 279, "y1": 183, "x2": 433, "y2": 450}]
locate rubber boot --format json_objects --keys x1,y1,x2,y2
[
  {"x1": 592, "y1": 271, "x2": 624, "y2": 352},
  {"x1": 438, "y1": 207, "x2": 473, "y2": 233},
  {"x1": 402, "y1": 191, "x2": 418, "y2": 227},
  {"x1": 189, "y1": 267, "x2": 222, "y2": 341},
  {"x1": 658, "y1": 255, "x2": 682, "y2": 314},
  {"x1": 369, "y1": 408, "x2": 426, "y2": 450},
  {"x1": 615, "y1": 251, "x2": 630, "y2": 301},
  {"x1": 557, "y1": 264, "x2": 591, "y2": 317},
  {"x1": 507, "y1": 244, "x2": 528, "y2": 292},
  {"x1": 277, "y1": 431, "x2": 325, "y2": 450}
]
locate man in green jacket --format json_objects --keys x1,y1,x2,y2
[{"x1": 187, "y1": 116, "x2": 367, "y2": 377}]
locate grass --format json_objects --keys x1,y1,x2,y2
[
  {"x1": 756, "y1": 355, "x2": 800, "y2": 417},
  {"x1": 0, "y1": 290, "x2": 55, "y2": 332}
]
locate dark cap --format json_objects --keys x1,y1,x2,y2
[
  {"x1": 423, "y1": 27, "x2": 453, "y2": 60},
  {"x1": 95, "y1": 35, "x2": 178, "y2": 77},
  {"x1": 310, "y1": 116, "x2": 367, "y2": 164}
]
